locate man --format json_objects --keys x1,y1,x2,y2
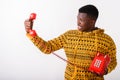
[{"x1": 24, "y1": 4, "x2": 117, "y2": 80}]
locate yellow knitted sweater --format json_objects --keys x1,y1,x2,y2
[{"x1": 26, "y1": 28, "x2": 117, "y2": 80}]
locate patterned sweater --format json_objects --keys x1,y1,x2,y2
[{"x1": 26, "y1": 28, "x2": 117, "y2": 80}]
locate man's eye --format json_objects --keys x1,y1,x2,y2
[{"x1": 80, "y1": 19, "x2": 83, "y2": 21}]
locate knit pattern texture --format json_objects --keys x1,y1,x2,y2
[{"x1": 27, "y1": 28, "x2": 117, "y2": 80}]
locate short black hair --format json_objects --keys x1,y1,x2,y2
[{"x1": 79, "y1": 4, "x2": 99, "y2": 20}]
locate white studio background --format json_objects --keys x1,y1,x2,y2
[{"x1": 0, "y1": 0, "x2": 119, "y2": 80}]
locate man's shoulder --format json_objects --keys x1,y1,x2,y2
[{"x1": 99, "y1": 32, "x2": 115, "y2": 43}]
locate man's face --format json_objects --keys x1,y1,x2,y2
[{"x1": 77, "y1": 13, "x2": 95, "y2": 32}]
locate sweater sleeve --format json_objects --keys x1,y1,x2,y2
[
  {"x1": 26, "y1": 31, "x2": 67, "y2": 54},
  {"x1": 107, "y1": 38, "x2": 117, "y2": 74}
]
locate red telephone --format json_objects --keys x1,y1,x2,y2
[{"x1": 88, "y1": 52, "x2": 111, "y2": 76}]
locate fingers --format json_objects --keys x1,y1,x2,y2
[
  {"x1": 24, "y1": 19, "x2": 33, "y2": 33},
  {"x1": 24, "y1": 19, "x2": 32, "y2": 27},
  {"x1": 25, "y1": 20, "x2": 30, "y2": 26}
]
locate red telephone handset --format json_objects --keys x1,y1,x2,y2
[
  {"x1": 29, "y1": 13, "x2": 37, "y2": 21},
  {"x1": 28, "y1": 13, "x2": 37, "y2": 37}
]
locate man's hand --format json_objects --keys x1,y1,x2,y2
[
  {"x1": 24, "y1": 13, "x2": 36, "y2": 33},
  {"x1": 24, "y1": 19, "x2": 33, "y2": 33},
  {"x1": 104, "y1": 68, "x2": 108, "y2": 75}
]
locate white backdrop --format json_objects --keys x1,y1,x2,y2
[{"x1": 0, "y1": 0, "x2": 120, "y2": 80}]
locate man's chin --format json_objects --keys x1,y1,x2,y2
[
  {"x1": 78, "y1": 26, "x2": 81, "y2": 30},
  {"x1": 78, "y1": 26, "x2": 84, "y2": 31}
]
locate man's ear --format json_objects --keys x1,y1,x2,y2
[
  {"x1": 89, "y1": 19, "x2": 96, "y2": 27},
  {"x1": 92, "y1": 19, "x2": 96, "y2": 24}
]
